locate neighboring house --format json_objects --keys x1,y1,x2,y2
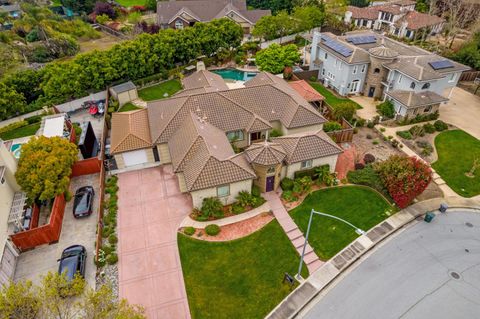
[
  {"x1": 156, "y1": 0, "x2": 270, "y2": 34},
  {"x1": 344, "y1": 0, "x2": 444, "y2": 40},
  {"x1": 110, "y1": 70, "x2": 342, "y2": 207},
  {"x1": 0, "y1": 140, "x2": 21, "y2": 286},
  {"x1": 309, "y1": 31, "x2": 469, "y2": 119},
  {"x1": 0, "y1": 3, "x2": 21, "y2": 19}
]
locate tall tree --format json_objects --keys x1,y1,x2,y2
[{"x1": 255, "y1": 43, "x2": 300, "y2": 74}]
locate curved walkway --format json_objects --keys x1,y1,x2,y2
[{"x1": 266, "y1": 196, "x2": 480, "y2": 319}]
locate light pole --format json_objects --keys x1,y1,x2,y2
[{"x1": 296, "y1": 209, "x2": 366, "y2": 280}]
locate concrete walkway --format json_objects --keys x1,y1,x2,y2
[
  {"x1": 266, "y1": 196, "x2": 480, "y2": 319},
  {"x1": 263, "y1": 192, "x2": 323, "y2": 274},
  {"x1": 350, "y1": 95, "x2": 379, "y2": 120}
]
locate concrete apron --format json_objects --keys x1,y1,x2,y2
[{"x1": 266, "y1": 196, "x2": 480, "y2": 319}]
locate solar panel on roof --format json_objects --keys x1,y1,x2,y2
[
  {"x1": 346, "y1": 35, "x2": 377, "y2": 45},
  {"x1": 429, "y1": 60, "x2": 454, "y2": 70},
  {"x1": 320, "y1": 34, "x2": 353, "y2": 57}
]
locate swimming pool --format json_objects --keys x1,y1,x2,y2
[
  {"x1": 10, "y1": 143, "x2": 22, "y2": 159},
  {"x1": 212, "y1": 69, "x2": 258, "y2": 81}
]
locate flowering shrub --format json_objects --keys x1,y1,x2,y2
[{"x1": 375, "y1": 155, "x2": 432, "y2": 208}]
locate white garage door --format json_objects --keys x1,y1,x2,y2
[{"x1": 123, "y1": 149, "x2": 148, "y2": 167}]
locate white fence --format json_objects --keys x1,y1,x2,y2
[
  {"x1": 55, "y1": 90, "x2": 107, "y2": 113},
  {"x1": 259, "y1": 27, "x2": 321, "y2": 49}
]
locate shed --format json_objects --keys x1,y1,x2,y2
[{"x1": 109, "y1": 81, "x2": 138, "y2": 106}]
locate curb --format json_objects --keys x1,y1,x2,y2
[{"x1": 265, "y1": 196, "x2": 480, "y2": 319}]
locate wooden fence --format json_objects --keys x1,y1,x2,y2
[
  {"x1": 11, "y1": 194, "x2": 66, "y2": 251},
  {"x1": 459, "y1": 70, "x2": 480, "y2": 82},
  {"x1": 322, "y1": 102, "x2": 354, "y2": 143},
  {"x1": 71, "y1": 157, "x2": 102, "y2": 177}
]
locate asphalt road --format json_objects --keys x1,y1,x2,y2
[{"x1": 299, "y1": 210, "x2": 480, "y2": 319}]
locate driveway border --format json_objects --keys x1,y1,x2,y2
[{"x1": 266, "y1": 196, "x2": 480, "y2": 319}]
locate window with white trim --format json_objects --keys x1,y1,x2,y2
[
  {"x1": 175, "y1": 20, "x2": 184, "y2": 29},
  {"x1": 361, "y1": 65, "x2": 366, "y2": 73},
  {"x1": 424, "y1": 105, "x2": 432, "y2": 113},
  {"x1": 422, "y1": 82, "x2": 430, "y2": 90},
  {"x1": 322, "y1": 68, "x2": 325, "y2": 75},
  {"x1": 353, "y1": 65, "x2": 358, "y2": 74},
  {"x1": 448, "y1": 73, "x2": 456, "y2": 83},
  {"x1": 227, "y1": 130, "x2": 244, "y2": 141},
  {"x1": 324, "y1": 52, "x2": 328, "y2": 60},
  {"x1": 300, "y1": 160, "x2": 313, "y2": 169},
  {"x1": 410, "y1": 82, "x2": 416, "y2": 89},
  {"x1": 398, "y1": 75, "x2": 402, "y2": 83},
  {"x1": 217, "y1": 185, "x2": 230, "y2": 197}
]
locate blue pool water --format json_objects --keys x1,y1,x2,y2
[
  {"x1": 212, "y1": 69, "x2": 258, "y2": 81},
  {"x1": 10, "y1": 143, "x2": 22, "y2": 159}
]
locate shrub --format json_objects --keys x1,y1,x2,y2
[
  {"x1": 356, "y1": 118, "x2": 366, "y2": 127},
  {"x1": 375, "y1": 155, "x2": 432, "y2": 208},
  {"x1": 106, "y1": 253, "x2": 118, "y2": 265},
  {"x1": 293, "y1": 176, "x2": 313, "y2": 194},
  {"x1": 183, "y1": 227, "x2": 195, "y2": 236},
  {"x1": 347, "y1": 165, "x2": 386, "y2": 195},
  {"x1": 363, "y1": 153, "x2": 375, "y2": 164},
  {"x1": 323, "y1": 121, "x2": 342, "y2": 132},
  {"x1": 102, "y1": 245, "x2": 114, "y2": 255},
  {"x1": 416, "y1": 140, "x2": 434, "y2": 156},
  {"x1": 251, "y1": 185, "x2": 261, "y2": 197},
  {"x1": 408, "y1": 125, "x2": 425, "y2": 137},
  {"x1": 25, "y1": 115, "x2": 42, "y2": 124},
  {"x1": 366, "y1": 134, "x2": 372, "y2": 139},
  {"x1": 391, "y1": 139, "x2": 399, "y2": 148},
  {"x1": 0, "y1": 120, "x2": 28, "y2": 134},
  {"x1": 64, "y1": 190, "x2": 72, "y2": 202},
  {"x1": 434, "y1": 120, "x2": 448, "y2": 131},
  {"x1": 269, "y1": 129, "x2": 283, "y2": 138},
  {"x1": 372, "y1": 139, "x2": 379, "y2": 145},
  {"x1": 376, "y1": 100, "x2": 395, "y2": 118},
  {"x1": 366, "y1": 121, "x2": 375, "y2": 129},
  {"x1": 396, "y1": 130, "x2": 412, "y2": 140},
  {"x1": 380, "y1": 127, "x2": 386, "y2": 132},
  {"x1": 333, "y1": 103, "x2": 356, "y2": 121},
  {"x1": 281, "y1": 177, "x2": 294, "y2": 191},
  {"x1": 355, "y1": 163, "x2": 365, "y2": 170},
  {"x1": 205, "y1": 224, "x2": 221, "y2": 236},
  {"x1": 201, "y1": 197, "x2": 224, "y2": 218},
  {"x1": 281, "y1": 190, "x2": 298, "y2": 202},
  {"x1": 423, "y1": 123, "x2": 436, "y2": 134},
  {"x1": 236, "y1": 191, "x2": 253, "y2": 207},
  {"x1": 108, "y1": 234, "x2": 118, "y2": 245},
  {"x1": 102, "y1": 226, "x2": 112, "y2": 238},
  {"x1": 232, "y1": 202, "x2": 245, "y2": 214}
]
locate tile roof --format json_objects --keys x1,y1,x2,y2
[
  {"x1": 391, "y1": 0, "x2": 416, "y2": 6},
  {"x1": 347, "y1": 5, "x2": 379, "y2": 20},
  {"x1": 386, "y1": 90, "x2": 449, "y2": 108},
  {"x1": 181, "y1": 70, "x2": 229, "y2": 92},
  {"x1": 110, "y1": 109, "x2": 152, "y2": 154},
  {"x1": 169, "y1": 113, "x2": 256, "y2": 191},
  {"x1": 288, "y1": 80, "x2": 325, "y2": 102},
  {"x1": 395, "y1": 11, "x2": 444, "y2": 30},
  {"x1": 273, "y1": 130, "x2": 343, "y2": 164},
  {"x1": 244, "y1": 141, "x2": 286, "y2": 166},
  {"x1": 157, "y1": 0, "x2": 270, "y2": 25}
]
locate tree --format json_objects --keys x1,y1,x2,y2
[
  {"x1": 0, "y1": 272, "x2": 145, "y2": 319},
  {"x1": 451, "y1": 31, "x2": 480, "y2": 70},
  {"x1": 145, "y1": 0, "x2": 157, "y2": 11},
  {"x1": 15, "y1": 136, "x2": 78, "y2": 201},
  {"x1": 292, "y1": 6, "x2": 325, "y2": 32},
  {"x1": 255, "y1": 43, "x2": 300, "y2": 74},
  {"x1": 247, "y1": 0, "x2": 294, "y2": 14},
  {"x1": 349, "y1": 0, "x2": 370, "y2": 8},
  {"x1": 94, "y1": 1, "x2": 116, "y2": 19},
  {"x1": 415, "y1": 0, "x2": 429, "y2": 13},
  {"x1": 0, "y1": 82, "x2": 27, "y2": 120},
  {"x1": 61, "y1": 0, "x2": 96, "y2": 14},
  {"x1": 375, "y1": 155, "x2": 432, "y2": 208},
  {"x1": 376, "y1": 100, "x2": 395, "y2": 119},
  {"x1": 332, "y1": 103, "x2": 356, "y2": 121}
]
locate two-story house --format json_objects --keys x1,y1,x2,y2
[
  {"x1": 345, "y1": 0, "x2": 444, "y2": 40},
  {"x1": 310, "y1": 31, "x2": 469, "y2": 120}
]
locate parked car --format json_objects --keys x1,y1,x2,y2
[
  {"x1": 73, "y1": 186, "x2": 95, "y2": 218},
  {"x1": 57, "y1": 245, "x2": 87, "y2": 281}
]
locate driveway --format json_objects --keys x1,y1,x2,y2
[
  {"x1": 14, "y1": 173, "x2": 100, "y2": 288},
  {"x1": 299, "y1": 210, "x2": 480, "y2": 319},
  {"x1": 117, "y1": 165, "x2": 192, "y2": 319},
  {"x1": 439, "y1": 87, "x2": 480, "y2": 140}
]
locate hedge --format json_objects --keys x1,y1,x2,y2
[{"x1": 293, "y1": 164, "x2": 330, "y2": 179}]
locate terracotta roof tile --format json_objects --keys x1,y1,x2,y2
[
  {"x1": 289, "y1": 80, "x2": 324, "y2": 102},
  {"x1": 110, "y1": 109, "x2": 152, "y2": 154},
  {"x1": 245, "y1": 141, "x2": 286, "y2": 166},
  {"x1": 181, "y1": 70, "x2": 229, "y2": 92},
  {"x1": 386, "y1": 90, "x2": 448, "y2": 108},
  {"x1": 395, "y1": 11, "x2": 444, "y2": 30}
]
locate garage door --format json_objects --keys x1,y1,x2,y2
[{"x1": 123, "y1": 149, "x2": 148, "y2": 167}]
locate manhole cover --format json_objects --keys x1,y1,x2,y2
[
  {"x1": 450, "y1": 271, "x2": 461, "y2": 280},
  {"x1": 465, "y1": 222, "x2": 473, "y2": 228}
]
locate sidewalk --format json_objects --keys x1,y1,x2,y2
[{"x1": 263, "y1": 192, "x2": 323, "y2": 274}]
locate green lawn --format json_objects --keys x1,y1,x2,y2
[
  {"x1": 115, "y1": 0, "x2": 146, "y2": 7},
  {"x1": 138, "y1": 80, "x2": 182, "y2": 101},
  {"x1": 0, "y1": 123, "x2": 40, "y2": 140},
  {"x1": 432, "y1": 130, "x2": 480, "y2": 197},
  {"x1": 290, "y1": 186, "x2": 395, "y2": 260},
  {"x1": 309, "y1": 81, "x2": 362, "y2": 110},
  {"x1": 118, "y1": 102, "x2": 141, "y2": 112},
  {"x1": 178, "y1": 220, "x2": 308, "y2": 319}
]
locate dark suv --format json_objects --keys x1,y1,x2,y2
[
  {"x1": 58, "y1": 245, "x2": 87, "y2": 281},
  {"x1": 73, "y1": 186, "x2": 94, "y2": 218}
]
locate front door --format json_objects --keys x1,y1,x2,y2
[
  {"x1": 368, "y1": 86, "x2": 375, "y2": 97},
  {"x1": 266, "y1": 176, "x2": 275, "y2": 192},
  {"x1": 350, "y1": 80, "x2": 360, "y2": 93}
]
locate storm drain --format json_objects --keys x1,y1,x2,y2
[
  {"x1": 465, "y1": 222, "x2": 473, "y2": 228},
  {"x1": 450, "y1": 271, "x2": 461, "y2": 280}
]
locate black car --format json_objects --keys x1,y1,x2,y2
[
  {"x1": 58, "y1": 245, "x2": 87, "y2": 281},
  {"x1": 73, "y1": 186, "x2": 94, "y2": 218}
]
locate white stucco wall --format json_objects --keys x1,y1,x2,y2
[
  {"x1": 282, "y1": 123, "x2": 324, "y2": 136},
  {"x1": 190, "y1": 179, "x2": 253, "y2": 209},
  {"x1": 281, "y1": 154, "x2": 339, "y2": 179}
]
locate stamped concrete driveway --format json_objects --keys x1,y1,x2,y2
[
  {"x1": 299, "y1": 210, "x2": 480, "y2": 319},
  {"x1": 117, "y1": 165, "x2": 191, "y2": 319},
  {"x1": 439, "y1": 87, "x2": 480, "y2": 140}
]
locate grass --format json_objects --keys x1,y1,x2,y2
[
  {"x1": 309, "y1": 81, "x2": 362, "y2": 110},
  {"x1": 118, "y1": 103, "x2": 141, "y2": 112},
  {"x1": 178, "y1": 220, "x2": 308, "y2": 319},
  {"x1": 290, "y1": 186, "x2": 395, "y2": 260},
  {"x1": 115, "y1": 0, "x2": 146, "y2": 6},
  {"x1": 138, "y1": 80, "x2": 182, "y2": 101},
  {"x1": 432, "y1": 130, "x2": 480, "y2": 197},
  {"x1": 0, "y1": 123, "x2": 40, "y2": 140}
]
